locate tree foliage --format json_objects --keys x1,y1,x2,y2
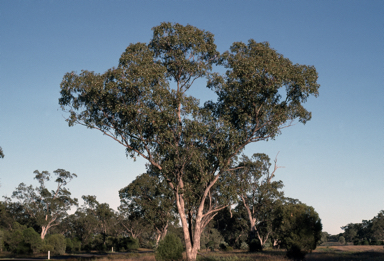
[
  {"x1": 341, "y1": 210, "x2": 384, "y2": 243},
  {"x1": 119, "y1": 172, "x2": 176, "y2": 245},
  {"x1": 233, "y1": 153, "x2": 284, "y2": 247},
  {"x1": 273, "y1": 202, "x2": 322, "y2": 256},
  {"x1": 59, "y1": 22, "x2": 319, "y2": 260},
  {"x1": 156, "y1": 233, "x2": 184, "y2": 261}
]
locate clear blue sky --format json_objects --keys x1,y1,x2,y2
[{"x1": 1, "y1": 0, "x2": 383, "y2": 235}]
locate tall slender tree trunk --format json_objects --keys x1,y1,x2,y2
[{"x1": 41, "y1": 226, "x2": 49, "y2": 239}]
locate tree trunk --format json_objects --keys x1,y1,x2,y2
[
  {"x1": 175, "y1": 193, "x2": 206, "y2": 261},
  {"x1": 175, "y1": 189, "x2": 217, "y2": 260},
  {"x1": 41, "y1": 226, "x2": 48, "y2": 239},
  {"x1": 155, "y1": 223, "x2": 169, "y2": 246},
  {"x1": 256, "y1": 230, "x2": 270, "y2": 246},
  {"x1": 156, "y1": 233, "x2": 161, "y2": 246}
]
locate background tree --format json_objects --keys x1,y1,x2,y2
[
  {"x1": 119, "y1": 172, "x2": 176, "y2": 246},
  {"x1": 341, "y1": 223, "x2": 358, "y2": 242},
  {"x1": 9, "y1": 169, "x2": 78, "y2": 239},
  {"x1": 213, "y1": 206, "x2": 249, "y2": 249},
  {"x1": 78, "y1": 195, "x2": 116, "y2": 249},
  {"x1": 117, "y1": 209, "x2": 150, "y2": 242},
  {"x1": 342, "y1": 210, "x2": 384, "y2": 244},
  {"x1": 0, "y1": 146, "x2": 4, "y2": 158},
  {"x1": 371, "y1": 210, "x2": 384, "y2": 242},
  {"x1": 233, "y1": 153, "x2": 284, "y2": 248},
  {"x1": 273, "y1": 202, "x2": 322, "y2": 257},
  {"x1": 59, "y1": 22, "x2": 319, "y2": 260},
  {"x1": 320, "y1": 231, "x2": 329, "y2": 245},
  {"x1": 65, "y1": 207, "x2": 98, "y2": 248},
  {"x1": 338, "y1": 236, "x2": 346, "y2": 245}
]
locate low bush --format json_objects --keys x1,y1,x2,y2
[
  {"x1": 338, "y1": 236, "x2": 346, "y2": 245},
  {"x1": 23, "y1": 227, "x2": 43, "y2": 254},
  {"x1": 45, "y1": 234, "x2": 66, "y2": 255},
  {"x1": 155, "y1": 233, "x2": 183, "y2": 261},
  {"x1": 65, "y1": 238, "x2": 73, "y2": 252},
  {"x1": 219, "y1": 242, "x2": 228, "y2": 251},
  {"x1": 286, "y1": 244, "x2": 307, "y2": 260},
  {"x1": 72, "y1": 238, "x2": 81, "y2": 251},
  {"x1": 240, "y1": 242, "x2": 249, "y2": 250},
  {"x1": 207, "y1": 241, "x2": 215, "y2": 251},
  {"x1": 249, "y1": 239, "x2": 262, "y2": 252},
  {"x1": 41, "y1": 244, "x2": 54, "y2": 253},
  {"x1": 126, "y1": 237, "x2": 139, "y2": 251}
]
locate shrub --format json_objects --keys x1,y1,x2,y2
[
  {"x1": 126, "y1": 237, "x2": 139, "y2": 251},
  {"x1": 353, "y1": 240, "x2": 360, "y2": 245},
  {"x1": 249, "y1": 238, "x2": 262, "y2": 252},
  {"x1": 370, "y1": 240, "x2": 378, "y2": 245},
  {"x1": 41, "y1": 244, "x2": 54, "y2": 253},
  {"x1": 219, "y1": 242, "x2": 228, "y2": 251},
  {"x1": 338, "y1": 236, "x2": 345, "y2": 245},
  {"x1": 66, "y1": 238, "x2": 73, "y2": 252},
  {"x1": 362, "y1": 240, "x2": 369, "y2": 245},
  {"x1": 23, "y1": 227, "x2": 43, "y2": 253},
  {"x1": 5, "y1": 228, "x2": 24, "y2": 253},
  {"x1": 155, "y1": 233, "x2": 184, "y2": 261},
  {"x1": 72, "y1": 238, "x2": 81, "y2": 251},
  {"x1": 207, "y1": 241, "x2": 215, "y2": 251},
  {"x1": 240, "y1": 242, "x2": 249, "y2": 250},
  {"x1": 286, "y1": 244, "x2": 307, "y2": 260},
  {"x1": 219, "y1": 242, "x2": 233, "y2": 251},
  {"x1": 264, "y1": 239, "x2": 272, "y2": 249},
  {"x1": 45, "y1": 234, "x2": 66, "y2": 255}
]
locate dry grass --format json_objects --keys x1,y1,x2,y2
[
  {"x1": 196, "y1": 249, "x2": 287, "y2": 261},
  {"x1": 316, "y1": 245, "x2": 384, "y2": 252},
  {"x1": 306, "y1": 245, "x2": 384, "y2": 261},
  {"x1": 1, "y1": 246, "x2": 384, "y2": 260}
]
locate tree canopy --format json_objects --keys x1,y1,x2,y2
[
  {"x1": 273, "y1": 202, "x2": 322, "y2": 256},
  {"x1": 59, "y1": 22, "x2": 319, "y2": 260}
]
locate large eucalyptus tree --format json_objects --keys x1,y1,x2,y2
[{"x1": 59, "y1": 22, "x2": 319, "y2": 260}]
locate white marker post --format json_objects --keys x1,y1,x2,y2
[
  {"x1": 48, "y1": 250, "x2": 50, "y2": 260},
  {"x1": 112, "y1": 247, "x2": 113, "y2": 252}
]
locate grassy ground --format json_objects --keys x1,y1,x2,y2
[
  {"x1": 306, "y1": 245, "x2": 384, "y2": 261},
  {"x1": 1, "y1": 246, "x2": 384, "y2": 260}
]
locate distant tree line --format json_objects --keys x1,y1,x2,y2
[{"x1": 339, "y1": 211, "x2": 384, "y2": 245}]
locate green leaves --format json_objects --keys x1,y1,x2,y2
[
  {"x1": 273, "y1": 203, "x2": 322, "y2": 252},
  {"x1": 58, "y1": 22, "x2": 319, "y2": 259},
  {"x1": 150, "y1": 22, "x2": 218, "y2": 88},
  {"x1": 119, "y1": 172, "x2": 176, "y2": 236},
  {"x1": 210, "y1": 39, "x2": 320, "y2": 145}
]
